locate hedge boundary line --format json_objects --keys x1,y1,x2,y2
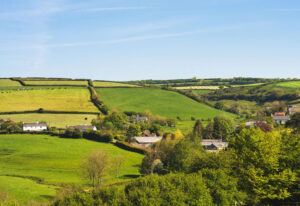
[
  {"x1": 114, "y1": 140, "x2": 148, "y2": 154},
  {"x1": 88, "y1": 86, "x2": 109, "y2": 115},
  {"x1": 94, "y1": 86, "x2": 140, "y2": 88},
  {"x1": 0, "y1": 110, "x2": 100, "y2": 115},
  {"x1": 10, "y1": 78, "x2": 25, "y2": 86}
]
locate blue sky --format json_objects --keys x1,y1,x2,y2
[{"x1": 0, "y1": 0, "x2": 299, "y2": 80}]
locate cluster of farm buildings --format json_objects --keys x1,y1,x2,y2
[{"x1": 0, "y1": 105, "x2": 298, "y2": 152}]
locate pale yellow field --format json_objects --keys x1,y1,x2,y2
[
  {"x1": 0, "y1": 113, "x2": 98, "y2": 128},
  {"x1": 0, "y1": 88, "x2": 98, "y2": 112},
  {"x1": 0, "y1": 79, "x2": 21, "y2": 87},
  {"x1": 24, "y1": 80, "x2": 88, "y2": 86},
  {"x1": 93, "y1": 81, "x2": 139, "y2": 87}
]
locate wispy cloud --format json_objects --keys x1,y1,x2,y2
[
  {"x1": 0, "y1": 5, "x2": 148, "y2": 20},
  {"x1": 269, "y1": 8, "x2": 300, "y2": 11},
  {"x1": 0, "y1": 22, "x2": 266, "y2": 51},
  {"x1": 83, "y1": 7, "x2": 148, "y2": 12}
]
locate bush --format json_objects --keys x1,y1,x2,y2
[
  {"x1": 64, "y1": 128, "x2": 83, "y2": 139},
  {"x1": 83, "y1": 130, "x2": 113, "y2": 142},
  {"x1": 114, "y1": 141, "x2": 147, "y2": 154}
]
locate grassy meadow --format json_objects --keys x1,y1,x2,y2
[
  {"x1": 96, "y1": 88, "x2": 236, "y2": 120},
  {"x1": 23, "y1": 80, "x2": 88, "y2": 86},
  {"x1": 173, "y1": 86, "x2": 222, "y2": 90},
  {"x1": 193, "y1": 90, "x2": 213, "y2": 95},
  {"x1": 0, "y1": 113, "x2": 98, "y2": 128},
  {"x1": 0, "y1": 87, "x2": 98, "y2": 113},
  {"x1": 0, "y1": 79, "x2": 21, "y2": 87},
  {"x1": 270, "y1": 81, "x2": 300, "y2": 89},
  {"x1": 0, "y1": 134, "x2": 144, "y2": 204},
  {"x1": 93, "y1": 81, "x2": 139, "y2": 87}
]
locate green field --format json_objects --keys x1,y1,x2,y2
[
  {"x1": 173, "y1": 86, "x2": 222, "y2": 90},
  {"x1": 0, "y1": 79, "x2": 21, "y2": 87},
  {"x1": 23, "y1": 80, "x2": 88, "y2": 86},
  {"x1": 0, "y1": 134, "x2": 143, "y2": 204},
  {"x1": 270, "y1": 81, "x2": 300, "y2": 89},
  {"x1": 193, "y1": 90, "x2": 213, "y2": 95},
  {"x1": 0, "y1": 87, "x2": 98, "y2": 113},
  {"x1": 0, "y1": 113, "x2": 98, "y2": 128},
  {"x1": 0, "y1": 176, "x2": 58, "y2": 204},
  {"x1": 209, "y1": 100, "x2": 262, "y2": 115},
  {"x1": 96, "y1": 88, "x2": 236, "y2": 120},
  {"x1": 93, "y1": 81, "x2": 139, "y2": 87}
]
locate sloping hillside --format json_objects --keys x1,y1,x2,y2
[{"x1": 96, "y1": 88, "x2": 236, "y2": 120}]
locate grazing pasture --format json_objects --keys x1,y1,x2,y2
[
  {"x1": 193, "y1": 90, "x2": 213, "y2": 95},
  {"x1": 0, "y1": 87, "x2": 98, "y2": 113},
  {"x1": 96, "y1": 88, "x2": 236, "y2": 120},
  {"x1": 173, "y1": 86, "x2": 223, "y2": 90},
  {"x1": 0, "y1": 134, "x2": 144, "y2": 204},
  {"x1": 23, "y1": 80, "x2": 88, "y2": 86},
  {"x1": 93, "y1": 81, "x2": 139, "y2": 87},
  {"x1": 0, "y1": 113, "x2": 98, "y2": 128},
  {"x1": 269, "y1": 81, "x2": 300, "y2": 89},
  {"x1": 0, "y1": 79, "x2": 21, "y2": 87},
  {"x1": 0, "y1": 176, "x2": 58, "y2": 204}
]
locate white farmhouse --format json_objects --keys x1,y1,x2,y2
[{"x1": 23, "y1": 122, "x2": 48, "y2": 131}]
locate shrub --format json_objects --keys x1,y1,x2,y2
[{"x1": 114, "y1": 141, "x2": 147, "y2": 154}]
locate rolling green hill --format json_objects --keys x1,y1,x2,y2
[
  {"x1": 0, "y1": 134, "x2": 143, "y2": 204},
  {"x1": 266, "y1": 81, "x2": 300, "y2": 90},
  {"x1": 96, "y1": 88, "x2": 236, "y2": 120}
]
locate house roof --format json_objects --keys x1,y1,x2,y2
[
  {"x1": 67, "y1": 125, "x2": 95, "y2": 130},
  {"x1": 23, "y1": 123, "x2": 47, "y2": 127},
  {"x1": 246, "y1": 121, "x2": 266, "y2": 127},
  {"x1": 202, "y1": 139, "x2": 228, "y2": 148},
  {"x1": 134, "y1": 136, "x2": 162, "y2": 144},
  {"x1": 273, "y1": 116, "x2": 290, "y2": 120},
  {"x1": 274, "y1": 112, "x2": 285, "y2": 116}
]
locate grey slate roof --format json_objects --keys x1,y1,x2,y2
[
  {"x1": 67, "y1": 125, "x2": 96, "y2": 131},
  {"x1": 23, "y1": 123, "x2": 47, "y2": 127},
  {"x1": 272, "y1": 116, "x2": 290, "y2": 120},
  {"x1": 134, "y1": 136, "x2": 162, "y2": 144}
]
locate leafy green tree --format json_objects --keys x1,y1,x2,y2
[
  {"x1": 213, "y1": 116, "x2": 234, "y2": 141},
  {"x1": 203, "y1": 119, "x2": 214, "y2": 139},
  {"x1": 124, "y1": 173, "x2": 213, "y2": 206},
  {"x1": 201, "y1": 169, "x2": 246, "y2": 205},
  {"x1": 193, "y1": 119, "x2": 203, "y2": 139},
  {"x1": 104, "y1": 110, "x2": 127, "y2": 130},
  {"x1": 230, "y1": 128, "x2": 296, "y2": 204},
  {"x1": 215, "y1": 101, "x2": 225, "y2": 110},
  {"x1": 286, "y1": 112, "x2": 300, "y2": 134},
  {"x1": 126, "y1": 124, "x2": 140, "y2": 142},
  {"x1": 279, "y1": 132, "x2": 300, "y2": 202}
]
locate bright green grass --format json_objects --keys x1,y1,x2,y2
[
  {"x1": 209, "y1": 100, "x2": 262, "y2": 115},
  {"x1": 0, "y1": 87, "x2": 98, "y2": 113},
  {"x1": 0, "y1": 79, "x2": 21, "y2": 87},
  {"x1": 0, "y1": 134, "x2": 143, "y2": 202},
  {"x1": 270, "y1": 81, "x2": 300, "y2": 89},
  {"x1": 0, "y1": 176, "x2": 58, "y2": 204},
  {"x1": 162, "y1": 120, "x2": 196, "y2": 134},
  {"x1": 93, "y1": 81, "x2": 139, "y2": 87},
  {"x1": 24, "y1": 80, "x2": 88, "y2": 86},
  {"x1": 96, "y1": 88, "x2": 236, "y2": 120},
  {"x1": 0, "y1": 113, "x2": 98, "y2": 128}
]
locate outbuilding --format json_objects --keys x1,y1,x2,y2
[{"x1": 23, "y1": 122, "x2": 47, "y2": 131}]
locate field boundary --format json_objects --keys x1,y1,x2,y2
[{"x1": 0, "y1": 110, "x2": 100, "y2": 115}]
